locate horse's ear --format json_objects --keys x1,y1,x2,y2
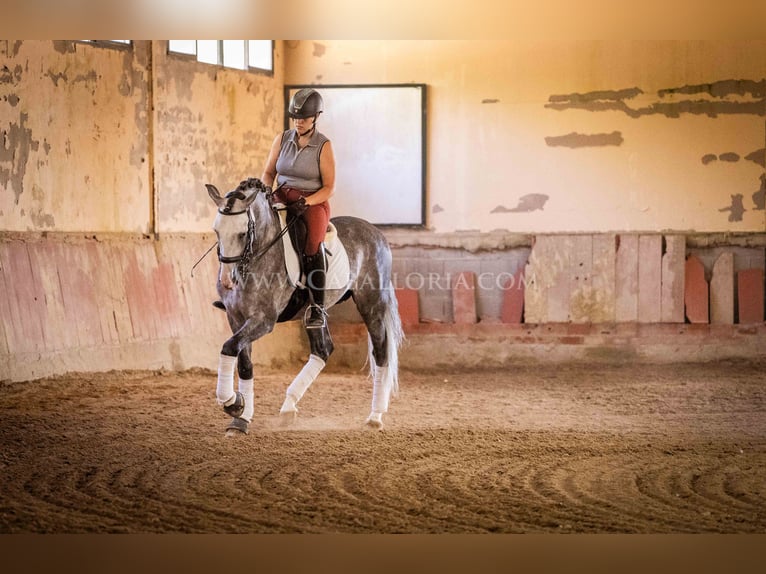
[{"x1": 206, "y1": 184, "x2": 223, "y2": 207}]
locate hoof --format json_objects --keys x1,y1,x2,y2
[
  {"x1": 225, "y1": 417, "x2": 249, "y2": 436},
  {"x1": 223, "y1": 392, "x2": 245, "y2": 418},
  {"x1": 365, "y1": 412, "x2": 384, "y2": 429}
]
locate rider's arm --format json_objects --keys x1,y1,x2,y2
[{"x1": 305, "y1": 141, "x2": 335, "y2": 206}]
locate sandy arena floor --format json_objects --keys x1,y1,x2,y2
[{"x1": 0, "y1": 361, "x2": 764, "y2": 533}]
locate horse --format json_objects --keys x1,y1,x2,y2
[{"x1": 205, "y1": 177, "x2": 403, "y2": 436}]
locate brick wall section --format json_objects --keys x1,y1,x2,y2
[
  {"x1": 394, "y1": 288, "x2": 420, "y2": 328},
  {"x1": 452, "y1": 271, "x2": 478, "y2": 324},
  {"x1": 684, "y1": 255, "x2": 709, "y2": 323},
  {"x1": 661, "y1": 236, "x2": 686, "y2": 323},
  {"x1": 615, "y1": 235, "x2": 639, "y2": 322},
  {"x1": 738, "y1": 268, "x2": 765, "y2": 324},
  {"x1": 500, "y1": 268, "x2": 525, "y2": 324},
  {"x1": 638, "y1": 235, "x2": 663, "y2": 323},
  {"x1": 389, "y1": 244, "x2": 531, "y2": 324},
  {"x1": 710, "y1": 252, "x2": 735, "y2": 324},
  {"x1": 0, "y1": 234, "x2": 234, "y2": 381},
  {"x1": 386, "y1": 235, "x2": 764, "y2": 327}
]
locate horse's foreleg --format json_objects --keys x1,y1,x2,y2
[
  {"x1": 279, "y1": 324, "x2": 333, "y2": 416},
  {"x1": 216, "y1": 353, "x2": 239, "y2": 410},
  {"x1": 237, "y1": 345, "x2": 254, "y2": 423},
  {"x1": 216, "y1": 318, "x2": 273, "y2": 430}
]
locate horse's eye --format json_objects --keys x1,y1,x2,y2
[{"x1": 238, "y1": 232, "x2": 247, "y2": 240}]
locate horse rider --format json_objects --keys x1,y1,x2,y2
[{"x1": 261, "y1": 88, "x2": 336, "y2": 328}]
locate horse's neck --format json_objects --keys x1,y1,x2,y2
[{"x1": 251, "y1": 200, "x2": 279, "y2": 245}]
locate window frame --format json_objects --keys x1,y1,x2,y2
[{"x1": 167, "y1": 40, "x2": 274, "y2": 76}]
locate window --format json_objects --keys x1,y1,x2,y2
[{"x1": 168, "y1": 40, "x2": 273, "y2": 73}]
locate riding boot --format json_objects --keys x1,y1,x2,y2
[{"x1": 304, "y1": 245, "x2": 327, "y2": 329}]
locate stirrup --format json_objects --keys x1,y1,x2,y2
[{"x1": 303, "y1": 304, "x2": 327, "y2": 329}]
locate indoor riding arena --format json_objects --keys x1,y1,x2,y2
[{"x1": 1, "y1": 39, "x2": 765, "y2": 536}]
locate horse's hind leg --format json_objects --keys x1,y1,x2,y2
[
  {"x1": 279, "y1": 324, "x2": 334, "y2": 418},
  {"x1": 353, "y1": 287, "x2": 403, "y2": 428}
]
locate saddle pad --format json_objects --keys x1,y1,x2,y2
[{"x1": 277, "y1": 209, "x2": 351, "y2": 291}]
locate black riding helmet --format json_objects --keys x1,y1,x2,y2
[{"x1": 288, "y1": 88, "x2": 324, "y2": 119}]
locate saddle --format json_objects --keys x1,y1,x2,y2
[{"x1": 276, "y1": 209, "x2": 351, "y2": 292}]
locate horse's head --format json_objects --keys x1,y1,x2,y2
[{"x1": 206, "y1": 177, "x2": 270, "y2": 288}]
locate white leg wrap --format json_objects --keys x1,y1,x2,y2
[
  {"x1": 281, "y1": 354, "x2": 326, "y2": 413},
  {"x1": 238, "y1": 377, "x2": 254, "y2": 422},
  {"x1": 216, "y1": 354, "x2": 238, "y2": 406},
  {"x1": 371, "y1": 365, "x2": 393, "y2": 414}
]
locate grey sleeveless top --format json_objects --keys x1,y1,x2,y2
[{"x1": 275, "y1": 129, "x2": 330, "y2": 191}]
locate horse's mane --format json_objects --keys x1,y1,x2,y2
[{"x1": 220, "y1": 178, "x2": 263, "y2": 212}]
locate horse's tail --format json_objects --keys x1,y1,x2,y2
[{"x1": 368, "y1": 279, "x2": 405, "y2": 397}]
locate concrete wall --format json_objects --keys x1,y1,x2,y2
[
  {"x1": 284, "y1": 40, "x2": 766, "y2": 234},
  {"x1": 1, "y1": 40, "x2": 285, "y2": 235},
  {"x1": 152, "y1": 41, "x2": 285, "y2": 233},
  {"x1": 1, "y1": 40, "x2": 152, "y2": 233},
  {"x1": 0, "y1": 232, "x2": 308, "y2": 381}
]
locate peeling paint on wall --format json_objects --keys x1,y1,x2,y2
[
  {"x1": 745, "y1": 148, "x2": 765, "y2": 167},
  {"x1": 546, "y1": 79, "x2": 766, "y2": 118},
  {"x1": 29, "y1": 184, "x2": 55, "y2": 228},
  {"x1": 313, "y1": 43, "x2": 326, "y2": 57},
  {"x1": 492, "y1": 194, "x2": 549, "y2": 213},
  {"x1": 658, "y1": 79, "x2": 766, "y2": 99},
  {"x1": 52, "y1": 41, "x2": 76, "y2": 54},
  {"x1": 545, "y1": 77, "x2": 766, "y2": 226},
  {"x1": 0, "y1": 112, "x2": 40, "y2": 203},
  {"x1": 1, "y1": 40, "x2": 23, "y2": 57},
  {"x1": 432, "y1": 204, "x2": 444, "y2": 213},
  {"x1": 482, "y1": 99, "x2": 500, "y2": 104},
  {"x1": 1, "y1": 65, "x2": 23, "y2": 85},
  {"x1": 719, "y1": 194, "x2": 746, "y2": 222},
  {"x1": 703, "y1": 149, "x2": 765, "y2": 166},
  {"x1": 753, "y1": 174, "x2": 766, "y2": 211},
  {"x1": 545, "y1": 131, "x2": 623, "y2": 148}
]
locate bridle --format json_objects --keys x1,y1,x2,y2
[
  {"x1": 216, "y1": 204, "x2": 256, "y2": 265},
  {"x1": 190, "y1": 180, "x2": 299, "y2": 278}
]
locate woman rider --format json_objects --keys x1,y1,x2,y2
[{"x1": 261, "y1": 88, "x2": 336, "y2": 328}]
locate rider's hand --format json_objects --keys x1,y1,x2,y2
[{"x1": 287, "y1": 197, "x2": 308, "y2": 216}]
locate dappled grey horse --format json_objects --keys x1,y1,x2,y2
[{"x1": 206, "y1": 178, "x2": 403, "y2": 435}]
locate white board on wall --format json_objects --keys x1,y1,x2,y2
[{"x1": 285, "y1": 84, "x2": 426, "y2": 226}]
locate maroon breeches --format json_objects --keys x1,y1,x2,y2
[{"x1": 275, "y1": 186, "x2": 330, "y2": 256}]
